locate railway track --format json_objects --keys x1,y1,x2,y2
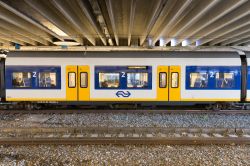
[
  {"x1": 0, "y1": 109, "x2": 250, "y2": 115},
  {"x1": 0, "y1": 127, "x2": 250, "y2": 145}
]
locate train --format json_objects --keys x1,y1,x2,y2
[{"x1": 0, "y1": 50, "x2": 250, "y2": 110}]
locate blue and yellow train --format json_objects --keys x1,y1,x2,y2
[{"x1": 0, "y1": 50, "x2": 250, "y2": 110}]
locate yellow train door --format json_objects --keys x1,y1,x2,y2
[
  {"x1": 66, "y1": 65, "x2": 90, "y2": 101},
  {"x1": 157, "y1": 66, "x2": 169, "y2": 101},
  {"x1": 169, "y1": 66, "x2": 181, "y2": 101},
  {"x1": 66, "y1": 65, "x2": 78, "y2": 101},
  {"x1": 78, "y1": 66, "x2": 90, "y2": 101}
]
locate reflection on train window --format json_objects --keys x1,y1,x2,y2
[
  {"x1": 159, "y1": 72, "x2": 167, "y2": 88},
  {"x1": 80, "y1": 72, "x2": 88, "y2": 88},
  {"x1": 171, "y1": 72, "x2": 179, "y2": 88},
  {"x1": 127, "y1": 73, "x2": 148, "y2": 88},
  {"x1": 216, "y1": 73, "x2": 234, "y2": 88},
  {"x1": 12, "y1": 72, "x2": 31, "y2": 88},
  {"x1": 99, "y1": 73, "x2": 119, "y2": 88},
  {"x1": 190, "y1": 73, "x2": 208, "y2": 88},
  {"x1": 39, "y1": 72, "x2": 57, "y2": 88},
  {"x1": 68, "y1": 72, "x2": 76, "y2": 88}
]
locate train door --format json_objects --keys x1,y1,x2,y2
[
  {"x1": 157, "y1": 65, "x2": 181, "y2": 101},
  {"x1": 157, "y1": 66, "x2": 169, "y2": 101},
  {"x1": 78, "y1": 66, "x2": 90, "y2": 101},
  {"x1": 66, "y1": 65, "x2": 89, "y2": 101},
  {"x1": 169, "y1": 66, "x2": 181, "y2": 101}
]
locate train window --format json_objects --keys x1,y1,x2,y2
[
  {"x1": 39, "y1": 72, "x2": 57, "y2": 88},
  {"x1": 99, "y1": 73, "x2": 119, "y2": 88},
  {"x1": 216, "y1": 73, "x2": 234, "y2": 88},
  {"x1": 80, "y1": 72, "x2": 88, "y2": 88},
  {"x1": 127, "y1": 73, "x2": 148, "y2": 88},
  {"x1": 171, "y1": 72, "x2": 179, "y2": 88},
  {"x1": 190, "y1": 73, "x2": 208, "y2": 88},
  {"x1": 12, "y1": 72, "x2": 31, "y2": 88},
  {"x1": 159, "y1": 72, "x2": 167, "y2": 88},
  {"x1": 68, "y1": 72, "x2": 76, "y2": 88}
]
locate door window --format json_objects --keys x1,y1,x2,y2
[
  {"x1": 68, "y1": 72, "x2": 76, "y2": 88},
  {"x1": 171, "y1": 72, "x2": 179, "y2": 88},
  {"x1": 80, "y1": 72, "x2": 88, "y2": 88},
  {"x1": 159, "y1": 72, "x2": 167, "y2": 88}
]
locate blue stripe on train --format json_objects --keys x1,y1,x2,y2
[
  {"x1": 186, "y1": 66, "x2": 241, "y2": 90},
  {"x1": 5, "y1": 66, "x2": 61, "y2": 89}
]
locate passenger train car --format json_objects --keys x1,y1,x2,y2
[{"x1": 0, "y1": 51, "x2": 250, "y2": 110}]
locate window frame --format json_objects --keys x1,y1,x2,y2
[
  {"x1": 68, "y1": 72, "x2": 76, "y2": 88},
  {"x1": 80, "y1": 72, "x2": 88, "y2": 88},
  {"x1": 12, "y1": 72, "x2": 32, "y2": 88},
  {"x1": 98, "y1": 72, "x2": 120, "y2": 89},
  {"x1": 215, "y1": 72, "x2": 235, "y2": 89},
  {"x1": 159, "y1": 72, "x2": 167, "y2": 88},
  {"x1": 171, "y1": 72, "x2": 179, "y2": 88},
  {"x1": 126, "y1": 72, "x2": 149, "y2": 89},
  {"x1": 189, "y1": 72, "x2": 208, "y2": 89}
]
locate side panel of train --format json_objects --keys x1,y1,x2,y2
[{"x1": 4, "y1": 51, "x2": 245, "y2": 103}]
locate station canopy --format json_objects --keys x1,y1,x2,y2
[{"x1": 0, "y1": 0, "x2": 249, "y2": 50}]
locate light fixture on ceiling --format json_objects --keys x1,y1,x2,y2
[{"x1": 53, "y1": 39, "x2": 80, "y2": 46}]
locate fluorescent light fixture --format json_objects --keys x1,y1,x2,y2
[
  {"x1": 182, "y1": 39, "x2": 190, "y2": 46},
  {"x1": 159, "y1": 38, "x2": 165, "y2": 46},
  {"x1": 53, "y1": 39, "x2": 80, "y2": 46},
  {"x1": 196, "y1": 40, "x2": 201, "y2": 46},
  {"x1": 171, "y1": 38, "x2": 177, "y2": 46}
]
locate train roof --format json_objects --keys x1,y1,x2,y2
[{"x1": 6, "y1": 51, "x2": 242, "y2": 59}]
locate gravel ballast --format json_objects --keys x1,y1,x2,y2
[
  {"x1": 1, "y1": 113, "x2": 250, "y2": 128},
  {"x1": 0, "y1": 145, "x2": 249, "y2": 165}
]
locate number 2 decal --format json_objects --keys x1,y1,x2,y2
[
  {"x1": 121, "y1": 72, "x2": 126, "y2": 77},
  {"x1": 33, "y1": 72, "x2": 37, "y2": 78},
  {"x1": 209, "y1": 72, "x2": 214, "y2": 78}
]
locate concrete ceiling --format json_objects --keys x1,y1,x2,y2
[{"x1": 0, "y1": 0, "x2": 249, "y2": 48}]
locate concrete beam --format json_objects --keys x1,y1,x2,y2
[
  {"x1": 221, "y1": 32, "x2": 250, "y2": 46},
  {"x1": 169, "y1": 0, "x2": 220, "y2": 45},
  {"x1": 0, "y1": 34, "x2": 26, "y2": 45},
  {"x1": 128, "y1": 0, "x2": 136, "y2": 46},
  {"x1": 105, "y1": 0, "x2": 119, "y2": 46},
  {"x1": 139, "y1": 0, "x2": 172, "y2": 46},
  {"x1": 0, "y1": 19, "x2": 50, "y2": 45},
  {"x1": 210, "y1": 24, "x2": 250, "y2": 45},
  {"x1": 51, "y1": 0, "x2": 96, "y2": 45},
  {"x1": 199, "y1": 15, "x2": 250, "y2": 45},
  {"x1": 189, "y1": 0, "x2": 250, "y2": 45},
  {"x1": 0, "y1": 0, "x2": 64, "y2": 41},
  {"x1": 232, "y1": 37, "x2": 250, "y2": 46},
  {"x1": 76, "y1": 0, "x2": 107, "y2": 46},
  {"x1": 152, "y1": 0, "x2": 193, "y2": 45},
  {"x1": 24, "y1": 0, "x2": 84, "y2": 45},
  {"x1": 0, "y1": 27, "x2": 36, "y2": 45},
  {"x1": 0, "y1": 5, "x2": 52, "y2": 44}
]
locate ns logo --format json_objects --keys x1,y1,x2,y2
[{"x1": 116, "y1": 91, "x2": 131, "y2": 98}]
